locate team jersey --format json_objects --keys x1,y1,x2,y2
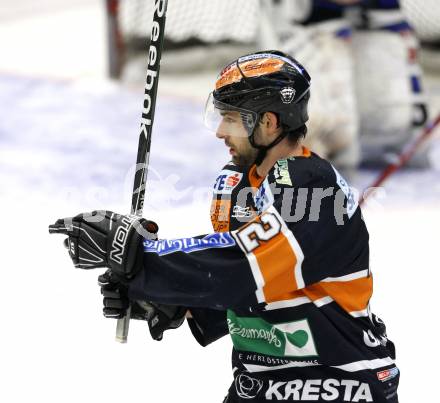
[
  {"x1": 299, "y1": 0, "x2": 344, "y2": 25},
  {"x1": 128, "y1": 148, "x2": 399, "y2": 403}
]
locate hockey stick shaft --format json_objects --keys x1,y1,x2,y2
[
  {"x1": 115, "y1": 0, "x2": 168, "y2": 343},
  {"x1": 360, "y1": 112, "x2": 440, "y2": 205}
]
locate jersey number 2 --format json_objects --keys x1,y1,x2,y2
[{"x1": 236, "y1": 213, "x2": 281, "y2": 253}]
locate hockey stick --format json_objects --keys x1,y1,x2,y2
[
  {"x1": 360, "y1": 112, "x2": 440, "y2": 205},
  {"x1": 115, "y1": 0, "x2": 168, "y2": 343}
]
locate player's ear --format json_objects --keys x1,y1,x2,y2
[{"x1": 260, "y1": 112, "x2": 280, "y2": 134}]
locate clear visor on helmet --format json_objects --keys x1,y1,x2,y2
[{"x1": 204, "y1": 92, "x2": 258, "y2": 138}]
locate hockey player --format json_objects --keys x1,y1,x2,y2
[
  {"x1": 49, "y1": 51, "x2": 399, "y2": 402},
  {"x1": 276, "y1": 0, "x2": 363, "y2": 171},
  {"x1": 277, "y1": 0, "x2": 429, "y2": 168},
  {"x1": 355, "y1": 0, "x2": 429, "y2": 166}
]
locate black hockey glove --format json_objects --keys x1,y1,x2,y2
[
  {"x1": 146, "y1": 302, "x2": 187, "y2": 341},
  {"x1": 98, "y1": 270, "x2": 187, "y2": 341},
  {"x1": 48, "y1": 211, "x2": 158, "y2": 279}
]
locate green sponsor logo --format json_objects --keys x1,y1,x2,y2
[
  {"x1": 227, "y1": 311, "x2": 318, "y2": 358},
  {"x1": 274, "y1": 159, "x2": 292, "y2": 186}
]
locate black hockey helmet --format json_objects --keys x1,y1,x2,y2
[{"x1": 204, "y1": 50, "x2": 311, "y2": 144}]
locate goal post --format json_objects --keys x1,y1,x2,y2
[{"x1": 105, "y1": 0, "x2": 125, "y2": 79}]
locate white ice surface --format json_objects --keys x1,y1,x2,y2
[
  {"x1": 1, "y1": 72, "x2": 439, "y2": 403},
  {"x1": 1, "y1": 3, "x2": 440, "y2": 403},
  {"x1": 0, "y1": 72, "x2": 232, "y2": 403}
]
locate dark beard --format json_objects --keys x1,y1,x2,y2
[
  {"x1": 229, "y1": 131, "x2": 261, "y2": 167},
  {"x1": 231, "y1": 148, "x2": 259, "y2": 167}
]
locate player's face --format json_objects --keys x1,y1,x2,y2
[{"x1": 216, "y1": 111, "x2": 258, "y2": 166}]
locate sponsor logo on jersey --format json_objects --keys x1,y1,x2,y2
[
  {"x1": 363, "y1": 329, "x2": 388, "y2": 348},
  {"x1": 227, "y1": 311, "x2": 318, "y2": 358},
  {"x1": 274, "y1": 159, "x2": 292, "y2": 186},
  {"x1": 235, "y1": 373, "x2": 264, "y2": 399},
  {"x1": 213, "y1": 170, "x2": 243, "y2": 195},
  {"x1": 332, "y1": 166, "x2": 358, "y2": 218},
  {"x1": 280, "y1": 87, "x2": 296, "y2": 104},
  {"x1": 377, "y1": 367, "x2": 399, "y2": 382},
  {"x1": 232, "y1": 205, "x2": 254, "y2": 219},
  {"x1": 143, "y1": 233, "x2": 235, "y2": 256},
  {"x1": 238, "y1": 352, "x2": 318, "y2": 367},
  {"x1": 211, "y1": 199, "x2": 231, "y2": 232},
  {"x1": 253, "y1": 179, "x2": 274, "y2": 213},
  {"x1": 265, "y1": 378, "x2": 373, "y2": 402}
]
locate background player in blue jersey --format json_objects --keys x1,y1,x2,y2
[{"x1": 275, "y1": 0, "x2": 429, "y2": 170}]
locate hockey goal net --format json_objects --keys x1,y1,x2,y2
[{"x1": 106, "y1": 0, "x2": 440, "y2": 78}]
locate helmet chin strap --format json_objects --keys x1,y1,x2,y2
[{"x1": 249, "y1": 130, "x2": 288, "y2": 166}]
